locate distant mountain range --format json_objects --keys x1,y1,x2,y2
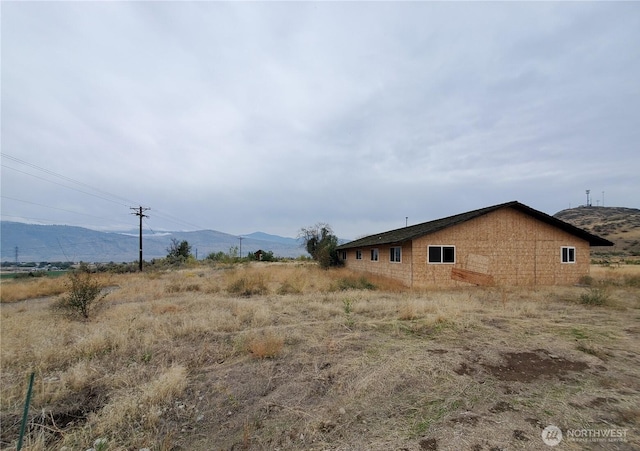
[
  {"x1": 0, "y1": 221, "x2": 306, "y2": 263},
  {"x1": 8, "y1": 206, "x2": 635, "y2": 263}
]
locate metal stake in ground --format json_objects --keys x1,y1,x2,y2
[{"x1": 17, "y1": 372, "x2": 35, "y2": 451}]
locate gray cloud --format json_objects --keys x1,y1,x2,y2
[{"x1": 2, "y1": 2, "x2": 638, "y2": 240}]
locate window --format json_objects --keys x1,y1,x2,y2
[
  {"x1": 355, "y1": 250, "x2": 362, "y2": 260},
  {"x1": 561, "y1": 246, "x2": 576, "y2": 263},
  {"x1": 340, "y1": 251, "x2": 347, "y2": 260},
  {"x1": 390, "y1": 247, "x2": 402, "y2": 263},
  {"x1": 428, "y1": 245, "x2": 455, "y2": 264},
  {"x1": 371, "y1": 248, "x2": 379, "y2": 261}
]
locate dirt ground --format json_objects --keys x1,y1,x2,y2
[
  {"x1": 177, "y1": 305, "x2": 639, "y2": 451},
  {"x1": 1, "y1": 264, "x2": 639, "y2": 450}
]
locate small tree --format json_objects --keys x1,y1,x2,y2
[
  {"x1": 298, "y1": 223, "x2": 340, "y2": 268},
  {"x1": 227, "y1": 246, "x2": 239, "y2": 260},
  {"x1": 261, "y1": 250, "x2": 275, "y2": 262},
  {"x1": 54, "y1": 264, "x2": 107, "y2": 320},
  {"x1": 206, "y1": 251, "x2": 229, "y2": 262},
  {"x1": 166, "y1": 238, "x2": 192, "y2": 264}
]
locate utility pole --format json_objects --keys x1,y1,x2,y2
[
  {"x1": 131, "y1": 207, "x2": 150, "y2": 271},
  {"x1": 238, "y1": 236, "x2": 244, "y2": 259},
  {"x1": 15, "y1": 247, "x2": 18, "y2": 266}
]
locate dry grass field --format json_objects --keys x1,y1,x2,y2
[{"x1": 1, "y1": 262, "x2": 639, "y2": 451}]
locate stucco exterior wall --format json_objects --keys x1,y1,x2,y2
[{"x1": 341, "y1": 208, "x2": 591, "y2": 287}]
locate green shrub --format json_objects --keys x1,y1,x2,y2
[
  {"x1": 579, "y1": 287, "x2": 609, "y2": 306},
  {"x1": 299, "y1": 223, "x2": 341, "y2": 268},
  {"x1": 206, "y1": 251, "x2": 232, "y2": 263},
  {"x1": 166, "y1": 239, "x2": 193, "y2": 265},
  {"x1": 53, "y1": 265, "x2": 107, "y2": 319},
  {"x1": 333, "y1": 276, "x2": 376, "y2": 291},
  {"x1": 624, "y1": 275, "x2": 640, "y2": 287}
]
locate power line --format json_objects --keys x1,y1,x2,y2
[
  {"x1": 148, "y1": 209, "x2": 209, "y2": 231},
  {"x1": 1, "y1": 195, "x2": 131, "y2": 224},
  {"x1": 2, "y1": 153, "x2": 214, "y2": 232},
  {"x1": 56, "y1": 238, "x2": 72, "y2": 262},
  {"x1": 2, "y1": 197, "x2": 206, "y2": 233},
  {"x1": 143, "y1": 217, "x2": 159, "y2": 235},
  {"x1": 1, "y1": 153, "x2": 140, "y2": 206},
  {"x1": 2, "y1": 165, "x2": 132, "y2": 207}
]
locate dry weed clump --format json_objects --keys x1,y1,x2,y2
[
  {"x1": 225, "y1": 272, "x2": 268, "y2": 296},
  {"x1": 276, "y1": 277, "x2": 305, "y2": 295},
  {"x1": 397, "y1": 299, "x2": 420, "y2": 320},
  {"x1": 165, "y1": 280, "x2": 201, "y2": 293},
  {"x1": 245, "y1": 330, "x2": 285, "y2": 359},
  {"x1": 93, "y1": 365, "x2": 188, "y2": 436}
]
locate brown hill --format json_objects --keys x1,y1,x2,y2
[{"x1": 554, "y1": 206, "x2": 640, "y2": 257}]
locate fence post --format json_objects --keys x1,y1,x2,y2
[{"x1": 17, "y1": 372, "x2": 35, "y2": 451}]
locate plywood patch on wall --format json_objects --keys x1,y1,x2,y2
[
  {"x1": 467, "y1": 253, "x2": 490, "y2": 274},
  {"x1": 451, "y1": 267, "x2": 495, "y2": 286}
]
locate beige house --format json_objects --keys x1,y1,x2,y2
[{"x1": 336, "y1": 201, "x2": 613, "y2": 287}]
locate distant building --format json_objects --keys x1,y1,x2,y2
[{"x1": 336, "y1": 201, "x2": 613, "y2": 287}]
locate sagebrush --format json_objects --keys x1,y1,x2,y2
[{"x1": 53, "y1": 267, "x2": 107, "y2": 319}]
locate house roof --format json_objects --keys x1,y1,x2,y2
[{"x1": 336, "y1": 201, "x2": 614, "y2": 250}]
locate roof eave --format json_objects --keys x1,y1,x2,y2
[{"x1": 336, "y1": 201, "x2": 615, "y2": 249}]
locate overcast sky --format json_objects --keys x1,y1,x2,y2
[{"x1": 2, "y1": 2, "x2": 639, "y2": 239}]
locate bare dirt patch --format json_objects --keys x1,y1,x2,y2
[{"x1": 481, "y1": 350, "x2": 589, "y2": 383}]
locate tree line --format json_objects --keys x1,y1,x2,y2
[{"x1": 165, "y1": 223, "x2": 341, "y2": 268}]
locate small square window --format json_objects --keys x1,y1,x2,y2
[
  {"x1": 561, "y1": 246, "x2": 576, "y2": 263},
  {"x1": 371, "y1": 249, "x2": 379, "y2": 261},
  {"x1": 390, "y1": 247, "x2": 402, "y2": 263},
  {"x1": 355, "y1": 250, "x2": 362, "y2": 260}
]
